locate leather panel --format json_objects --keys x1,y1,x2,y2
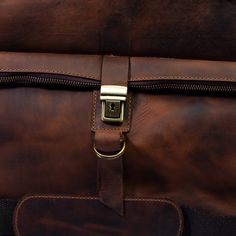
[
  {"x1": 0, "y1": 0, "x2": 235, "y2": 61},
  {"x1": 0, "y1": 54, "x2": 235, "y2": 217},
  {"x1": 14, "y1": 196, "x2": 183, "y2": 236}
]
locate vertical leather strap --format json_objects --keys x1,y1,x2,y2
[
  {"x1": 92, "y1": 55, "x2": 130, "y2": 215},
  {"x1": 101, "y1": 55, "x2": 129, "y2": 86},
  {"x1": 96, "y1": 130, "x2": 124, "y2": 215}
]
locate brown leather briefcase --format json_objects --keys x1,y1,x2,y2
[{"x1": 0, "y1": 52, "x2": 236, "y2": 235}]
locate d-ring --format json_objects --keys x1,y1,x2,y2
[{"x1": 93, "y1": 141, "x2": 126, "y2": 160}]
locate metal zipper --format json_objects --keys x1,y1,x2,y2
[
  {"x1": 0, "y1": 74, "x2": 236, "y2": 94},
  {"x1": 129, "y1": 80, "x2": 236, "y2": 94},
  {"x1": 0, "y1": 74, "x2": 99, "y2": 89}
]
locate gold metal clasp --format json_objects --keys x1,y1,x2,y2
[{"x1": 100, "y1": 85, "x2": 128, "y2": 123}]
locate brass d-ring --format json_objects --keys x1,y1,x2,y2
[{"x1": 93, "y1": 141, "x2": 126, "y2": 160}]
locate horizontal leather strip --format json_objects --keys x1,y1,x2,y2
[
  {"x1": 0, "y1": 52, "x2": 102, "y2": 80},
  {"x1": 14, "y1": 195, "x2": 183, "y2": 236},
  {"x1": 0, "y1": 52, "x2": 236, "y2": 83},
  {"x1": 130, "y1": 57, "x2": 236, "y2": 82}
]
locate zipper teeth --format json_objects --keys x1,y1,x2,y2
[
  {"x1": 130, "y1": 83, "x2": 236, "y2": 92},
  {"x1": 0, "y1": 75, "x2": 236, "y2": 93},
  {"x1": 0, "y1": 75, "x2": 99, "y2": 88}
]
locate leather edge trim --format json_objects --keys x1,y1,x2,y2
[{"x1": 13, "y1": 195, "x2": 184, "y2": 236}]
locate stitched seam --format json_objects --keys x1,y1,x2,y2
[
  {"x1": 14, "y1": 195, "x2": 183, "y2": 236},
  {"x1": 0, "y1": 68, "x2": 99, "y2": 80},
  {"x1": 14, "y1": 195, "x2": 99, "y2": 236},
  {"x1": 91, "y1": 90, "x2": 97, "y2": 131},
  {"x1": 127, "y1": 94, "x2": 132, "y2": 131},
  {"x1": 131, "y1": 75, "x2": 236, "y2": 82}
]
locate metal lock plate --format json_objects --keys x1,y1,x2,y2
[
  {"x1": 104, "y1": 100, "x2": 121, "y2": 118},
  {"x1": 100, "y1": 85, "x2": 127, "y2": 123}
]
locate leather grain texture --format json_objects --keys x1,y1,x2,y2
[
  {"x1": 125, "y1": 93, "x2": 236, "y2": 215},
  {"x1": 14, "y1": 196, "x2": 183, "y2": 236},
  {"x1": 0, "y1": 53, "x2": 235, "y2": 234},
  {"x1": 1, "y1": 85, "x2": 236, "y2": 216},
  {"x1": 0, "y1": 0, "x2": 235, "y2": 60}
]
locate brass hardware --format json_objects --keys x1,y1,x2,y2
[
  {"x1": 100, "y1": 85, "x2": 127, "y2": 123},
  {"x1": 93, "y1": 140, "x2": 126, "y2": 160},
  {"x1": 104, "y1": 100, "x2": 121, "y2": 118}
]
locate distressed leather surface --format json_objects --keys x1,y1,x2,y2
[
  {"x1": 0, "y1": 0, "x2": 235, "y2": 60},
  {"x1": 126, "y1": 93, "x2": 236, "y2": 215},
  {"x1": 0, "y1": 53, "x2": 235, "y2": 235},
  {"x1": 14, "y1": 196, "x2": 183, "y2": 236},
  {"x1": 1, "y1": 84, "x2": 236, "y2": 216}
]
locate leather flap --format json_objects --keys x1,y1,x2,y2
[
  {"x1": 14, "y1": 196, "x2": 183, "y2": 236},
  {"x1": 1, "y1": 52, "x2": 236, "y2": 83},
  {"x1": 0, "y1": 52, "x2": 102, "y2": 80}
]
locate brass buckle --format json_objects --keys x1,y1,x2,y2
[{"x1": 100, "y1": 85, "x2": 127, "y2": 123}]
